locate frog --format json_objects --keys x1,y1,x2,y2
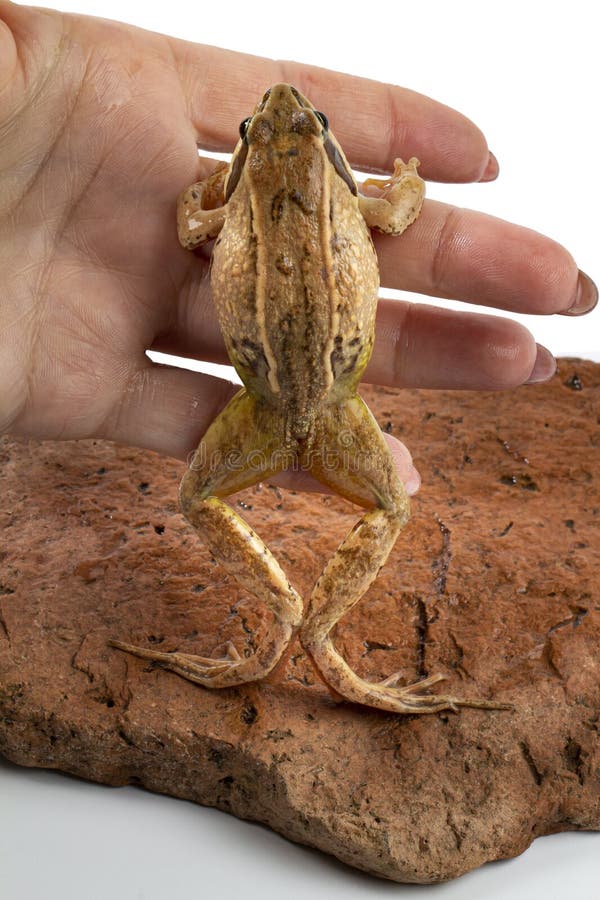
[{"x1": 110, "y1": 84, "x2": 509, "y2": 714}]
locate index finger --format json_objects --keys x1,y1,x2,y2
[{"x1": 171, "y1": 43, "x2": 496, "y2": 184}]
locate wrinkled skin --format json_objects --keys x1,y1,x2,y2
[{"x1": 1, "y1": 2, "x2": 596, "y2": 470}]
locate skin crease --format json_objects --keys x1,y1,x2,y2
[{"x1": 0, "y1": 2, "x2": 597, "y2": 500}]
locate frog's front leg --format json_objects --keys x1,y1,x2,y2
[
  {"x1": 299, "y1": 396, "x2": 512, "y2": 714},
  {"x1": 358, "y1": 157, "x2": 425, "y2": 235},
  {"x1": 110, "y1": 389, "x2": 304, "y2": 687},
  {"x1": 177, "y1": 161, "x2": 229, "y2": 249}
]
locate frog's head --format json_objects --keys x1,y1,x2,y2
[
  {"x1": 241, "y1": 83, "x2": 326, "y2": 145},
  {"x1": 225, "y1": 83, "x2": 355, "y2": 201}
]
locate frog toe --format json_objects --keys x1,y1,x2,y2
[
  {"x1": 109, "y1": 639, "x2": 232, "y2": 681},
  {"x1": 370, "y1": 675, "x2": 513, "y2": 714},
  {"x1": 108, "y1": 636, "x2": 284, "y2": 688}
]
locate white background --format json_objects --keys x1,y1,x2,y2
[{"x1": 1, "y1": 1, "x2": 599, "y2": 898}]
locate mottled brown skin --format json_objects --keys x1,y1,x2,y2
[{"x1": 110, "y1": 85, "x2": 509, "y2": 714}]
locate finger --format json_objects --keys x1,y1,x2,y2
[
  {"x1": 151, "y1": 282, "x2": 554, "y2": 392},
  {"x1": 99, "y1": 362, "x2": 236, "y2": 461},
  {"x1": 375, "y1": 199, "x2": 598, "y2": 316},
  {"x1": 173, "y1": 163, "x2": 596, "y2": 331},
  {"x1": 99, "y1": 360, "x2": 420, "y2": 493},
  {"x1": 365, "y1": 299, "x2": 556, "y2": 390},
  {"x1": 0, "y1": 7, "x2": 17, "y2": 96},
  {"x1": 273, "y1": 433, "x2": 420, "y2": 496},
  {"x1": 173, "y1": 46, "x2": 494, "y2": 183}
]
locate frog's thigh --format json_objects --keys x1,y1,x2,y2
[
  {"x1": 300, "y1": 393, "x2": 409, "y2": 657},
  {"x1": 300, "y1": 396, "x2": 509, "y2": 715},
  {"x1": 110, "y1": 389, "x2": 303, "y2": 689},
  {"x1": 180, "y1": 389, "x2": 303, "y2": 634}
]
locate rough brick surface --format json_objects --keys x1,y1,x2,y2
[{"x1": 1, "y1": 359, "x2": 599, "y2": 882}]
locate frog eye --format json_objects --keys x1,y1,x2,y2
[
  {"x1": 239, "y1": 117, "x2": 252, "y2": 141},
  {"x1": 315, "y1": 111, "x2": 329, "y2": 131}
]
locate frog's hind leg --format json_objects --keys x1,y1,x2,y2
[
  {"x1": 110, "y1": 389, "x2": 304, "y2": 688},
  {"x1": 299, "y1": 395, "x2": 511, "y2": 715}
]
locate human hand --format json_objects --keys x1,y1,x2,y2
[{"x1": 0, "y1": 2, "x2": 596, "y2": 489}]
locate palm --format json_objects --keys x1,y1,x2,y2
[
  {"x1": 0, "y1": 2, "x2": 592, "y2": 466},
  {"x1": 1, "y1": 8, "x2": 218, "y2": 446}
]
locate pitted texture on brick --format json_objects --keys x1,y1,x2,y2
[{"x1": 1, "y1": 360, "x2": 599, "y2": 882}]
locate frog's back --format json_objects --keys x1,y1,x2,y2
[{"x1": 211, "y1": 146, "x2": 380, "y2": 442}]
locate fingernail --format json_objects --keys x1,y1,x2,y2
[
  {"x1": 406, "y1": 465, "x2": 421, "y2": 496},
  {"x1": 525, "y1": 344, "x2": 556, "y2": 384},
  {"x1": 479, "y1": 151, "x2": 500, "y2": 183},
  {"x1": 563, "y1": 270, "x2": 599, "y2": 316}
]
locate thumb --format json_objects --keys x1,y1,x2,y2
[{"x1": 0, "y1": 4, "x2": 17, "y2": 96}]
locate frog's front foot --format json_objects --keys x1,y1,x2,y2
[
  {"x1": 109, "y1": 633, "x2": 290, "y2": 689},
  {"x1": 359, "y1": 157, "x2": 425, "y2": 235}
]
